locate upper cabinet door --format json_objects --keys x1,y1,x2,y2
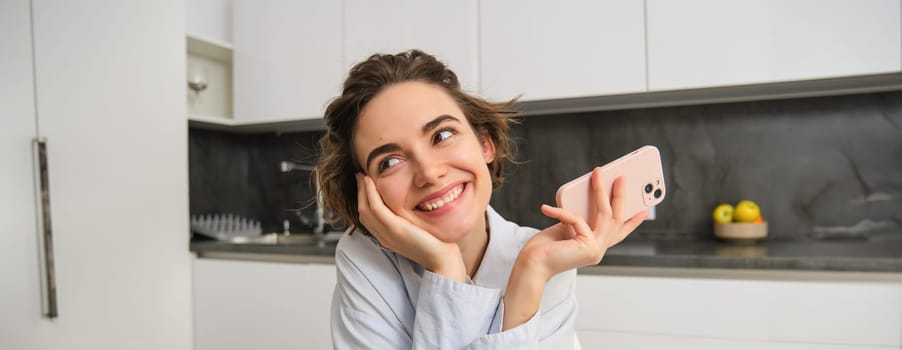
[
  {"x1": 344, "y1": 0, "x2": 480, "y2": 94},
  {"x1": 647, "y1": 0, "x2": 902, "y2": 91},
  {"x1": 187, "y1": 0, "x2": 232, "y2": 45},
  {"x1": 233, "y1": 0, "x2": 343, "y2": 122},
  {"x1": 480, "y1": 0, "x2": 647, "y2": 102}
]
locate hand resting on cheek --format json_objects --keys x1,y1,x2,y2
[{"x1": 355, "y1": 173, "x2": 467, "y2": 282}]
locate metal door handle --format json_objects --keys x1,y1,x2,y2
[{"x1": 33, "y1": 138, "x2": 57, "y2": 318}]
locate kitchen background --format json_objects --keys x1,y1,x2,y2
[
  {"x1": 8, "y1": 0, "x2": 902, "y2": 349},
  {"x1": 190, "y1": 90, "x2": 902, "y2": 241}
]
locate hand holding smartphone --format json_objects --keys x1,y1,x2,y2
[{"x1": 555, "y1": 145, "x2": 666, "y2": 223}]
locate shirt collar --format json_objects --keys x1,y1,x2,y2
[{"x1": 472, "y1": 206, "x2": 521, "y2": 290}]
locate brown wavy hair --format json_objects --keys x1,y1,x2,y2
[{"x1": 315, "y1": 49, "x2": 518, "y2": 230}]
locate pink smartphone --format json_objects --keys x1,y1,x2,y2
[{"x1": 555, "y1": 145, "x2": 666, "y2": 223}]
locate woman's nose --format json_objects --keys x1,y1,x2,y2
[{"x1": 413, "y1": 155, "x2": 447, "y2": 188}]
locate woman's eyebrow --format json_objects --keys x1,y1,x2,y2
[
  {"x1": 365, "y1": 143, "x2": 400, "y2": 172},
  {"x1": 422, "y1": 114, "x2": 460, "y2": 134}
]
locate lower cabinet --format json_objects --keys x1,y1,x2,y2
[
  {"x1": 193, "y1": 258, "x2": 337, "y2": 350},
  {"x1": 193, "y1": 261, "x2": 901, "y2": 349},
  {"x1": 575, "y1": 272, "x2": 902, "y2": 349}
]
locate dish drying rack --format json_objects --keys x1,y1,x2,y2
[{"x1": 191, "y1": 213, "x2": 262, "y2": 241}]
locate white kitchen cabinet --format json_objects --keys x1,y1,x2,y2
[
  {"x1": 193, "y1": 258, "x2": 337, "y2": 350},
  {"x1": 479, "y1": 0, "x2": 646, "y2": 102},
  {"x1": 646, "y1": 0, "x2": 902, "y2": 91},
  {"x1": 344, "y1": 0, "x2": 480, "y2": 94},
  {"x1": 186, "y1": 0, "x2": 233, "y2": 121},
  {"x1": 0, "y1": 0, "x2": 192, "y2": 349},
  {"x1": 187, "y1": 0, "x2": 233, "y2": 46},
  {"x1": 0, "y1": 0, "x2": 42, "y2": 345},
  {"x1": 232, "y1": 0, "x2": 344, "y2": 123},
  {"x1": 575, "y1": 272, "x2": 902, "y2": 349}
]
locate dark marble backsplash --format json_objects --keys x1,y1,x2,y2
[
  {"x1": 495, "y1": 91, "x2": 902, "y2": 241},
  {"x1": 189, "y1": 129, "x2": 323, "y2": 234},
  {"x1": 189, "y1": 91, "x2": 902, "y2": 241}
]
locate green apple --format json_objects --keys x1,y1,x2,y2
[{"x1": 712, "y1": 204, "x2": 734, "y2": 224}]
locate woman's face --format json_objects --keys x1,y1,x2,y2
[{"x1": 352, "y1": 81, "x2": 496, "y2": 243}]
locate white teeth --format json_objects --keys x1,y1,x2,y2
[{"x1": 419, "y1": 185, "x2": 463, "y2": 211}]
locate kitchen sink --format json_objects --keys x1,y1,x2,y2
[{"x1": 228, "y1": 232, "x2": 343, "y2": 246}]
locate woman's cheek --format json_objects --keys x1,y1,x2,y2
[{"x1": 376, "y1": 178, "x2": 407, "y2": 212}]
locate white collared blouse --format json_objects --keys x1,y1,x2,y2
[{"x1": 331, "y1": 206, "x2": 577, "y2": 349}]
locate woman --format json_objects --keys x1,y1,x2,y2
[{"x1": 316, "y1": 50, "x2": 647, "y2": 349}]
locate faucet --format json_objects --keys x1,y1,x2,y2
[{"x1": 280, "y1": 160, "x2": 325, "y2": 245}]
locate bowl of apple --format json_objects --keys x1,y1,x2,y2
[{"x1": 712, "y1": 200, "x2": 767, "y2": 244}]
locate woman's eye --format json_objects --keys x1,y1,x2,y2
[
  {"x1": 377, "y1": 157, "x2": 401, "y2": 173},
  {"x1": 433, "y1": 128, "x2": 456, "y2": 144}
]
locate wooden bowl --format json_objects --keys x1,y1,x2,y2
[{"x1": 714, "y1": 222, "x2": 767, "y2": 243}]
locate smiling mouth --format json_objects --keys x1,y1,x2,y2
[{"x1": 417, "y1": 183, "x2": 465, "y2": 211}]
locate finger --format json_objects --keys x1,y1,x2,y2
[
  {"x1": 537, "y1": 206, "x2": 575, "y2": 241},
  {"x1": 356, "y1": 174, "x2": 383, "y2": 236},
  {"x1": 591, "y1": 168, "x2": 613, "y2": 217},
  {"x1": 613, "y1": 210, "x2": 648, "y2": 245},
  {"x1": 542, "y1": 204, "x2": 592, "y2": 238},
  {"x1": 360, "y1": 175, "x2": 398, "y2": 246},
  {"x1": 356, "y1": 173, "x2": 369, "y2": 216},
  {"x1": 610, "y1": 176, "x2": 626, "y2": 222},
  {"x1": 363, "y1": 175, "x2": 391, "y2": 218},
  {"x1": 530, "y1": 224, "x2": 569, "y2": 245},
  {"x1": 623, "y1": 210, "x2": 649, "y2": 231}
]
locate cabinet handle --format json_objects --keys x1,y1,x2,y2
[{"x1": 33, "y1": 138, "x2": 58, "y2": 318}]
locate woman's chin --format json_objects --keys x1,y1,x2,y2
[
  {"x1": 428, "y1": 227, "x2": 469, "y2": 243},
  {"x1": 429, "y1": 214, "x2": 486, "y2": 243}
]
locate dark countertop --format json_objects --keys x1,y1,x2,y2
[
  {"x1": 597, "y1": 238, "x2": 902, "y2": 272},
  {"x1": 190, "y1": 236, "x2": 902, "y2": 273},
  {"x1": 192, "y1": 240, "x2": 338, "y2": 257}
]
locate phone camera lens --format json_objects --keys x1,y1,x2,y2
[
  {"x1": 654, "y1": 189, "x2": 662, "y2": 198},
  {"x1": 645, "y1": 184, "x2": 653, "y2": 193}
]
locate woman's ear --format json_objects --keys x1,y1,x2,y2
[{"x1": 481, "y1": 135, "x2": 496, "y2": 164}]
